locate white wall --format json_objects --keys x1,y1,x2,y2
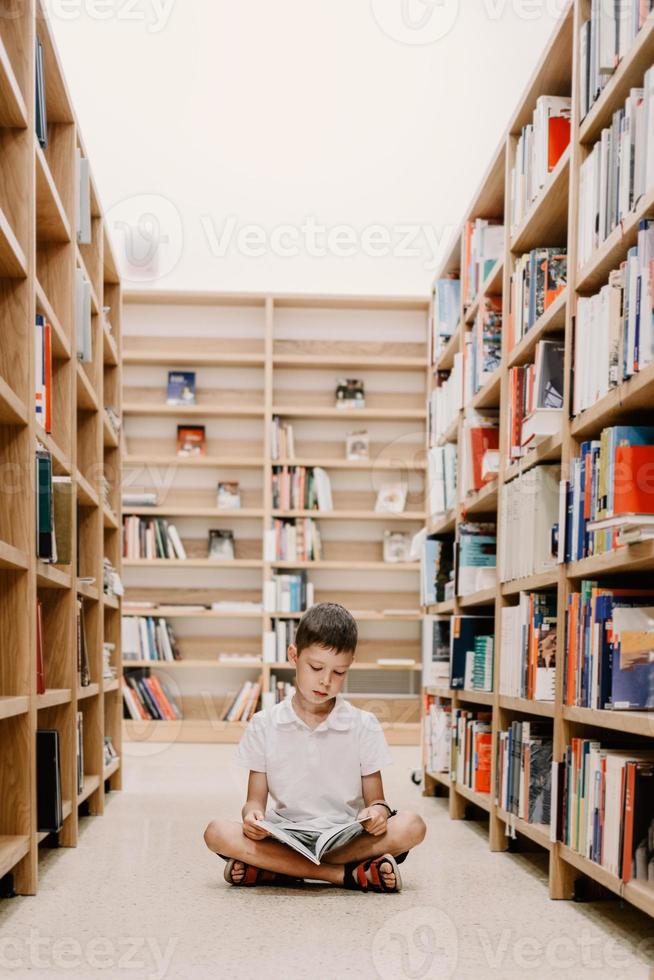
[{"x1": 49, "y1": 0, "x2": 562, "y2": 296}]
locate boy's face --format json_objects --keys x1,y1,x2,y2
[{"x1": 287, "y1": 643, "x2": 355, "y2": 705}]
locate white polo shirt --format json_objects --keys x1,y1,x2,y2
[{"x1": 235, "y1": 695, "x2": 393, "y2": 829}]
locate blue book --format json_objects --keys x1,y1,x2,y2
[
  {"x1": 166, "y1": 370, "x2": 196, "y2": 406},
  {"x1": 611, "y1": 601, "x2": 654, "y2": 709}
]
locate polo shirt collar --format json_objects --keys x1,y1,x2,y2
[{"x1": 272, "y1": 694, "x2": 354, "y2": 732}]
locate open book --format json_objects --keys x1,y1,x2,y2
[{"x1": 257, "y1": 817, "x2": 364, "y2": 865}]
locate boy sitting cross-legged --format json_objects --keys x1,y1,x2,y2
[{"x1": 203, "y1": 602, "x2": 426, "y2": 893}]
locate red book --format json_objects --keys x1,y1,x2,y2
[
  {"x1": 469, "y1": 426, "x2": 499, "y2": 490},
  {"x1": 613, "y1": 444, "x2": 654, "y2": 515},
  {"x1": 548, "y1": 116, "x2": 570, "y2": 172},
  {"x1": 474, "y1": 732, "x2": 492, "y2": 794},
  {"x1": 621, "y1": 762, "x2": 637, "y2": 883},
  {"x1": 43, "y1": 321, "x2": 52, "y2": 433},
  {"x1": 176, "y1": 425, "x2": 206, "y2": 457}
]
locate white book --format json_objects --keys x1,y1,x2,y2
[
  {"x1": 313, "y1": 467, "x2": 333, "y2": 511},
  {"x1": 167, "y1": 524, "x2": 187, "y2": 560},
  {"x1": 76, "y1": 148, "x2": 92, "y2": 245},
  {"x1": 262, "y1": 631, "x2": 276, "y2": 664}
]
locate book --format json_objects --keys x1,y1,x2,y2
[
  {"x1": 76, "y1": 710, "x2": 84, "y2": 795},
  {"x1": 374, "y1": 484, "x2": 407, "y2": 514},
  {"x1": 500, "y1": 592, "x2": 557, "y2": 701},
  {"x1": 208, "y1": 529, "x2": 235, "y2": 561},
  {"x1": 36, "y1": 600, "x2": 45, "y2": 696},
  {"x1": 383, "y1": 530, "x2": 411, "y2": 563},
  {"x1": 431, "y1": 278, "x2": 461, "y2": 362},
  {"x1": 428, "y1": 354, "x2": 462, "y2": 444},
  {"x1": 510, "y1": 96, "x2": 571, "y2": 232},
  {"x1": 217, "y1": 482, "x2": 241, "y2": 510},
  {"x1": 75, "y1": 268, "x2": 92, "y2": 363},
  {"x1": 75, "y1": 148, "x2": 91, "y2": 245},
  {"x1": 52, "y1": 476, "x2": 72, "y2": 564},
  {"x1": 335, "y1": 378, "x2": 365, "y2": 410},
  {"x1": 346, "y1": 430, "x2": 369, "y2": 460},
  {"x1": 35, "y1": 35, "x2": 47, "y2": 149},
  {"x1": 36, "y1": 730, "x2": 63, "y2": 833},
  {"x1": 35, "y1": 315, "x2": 52, "y2": 433},
  {"x1": 271, "y1": 416, "x2": 295, "y2": 460},
  {"x1": 420, "y1": 536, "x2": 454, "y2": 605},
  {"x1": 122, "y1": 491, "x2": 158, "y2": 507},
  {"x1": 499, "y1": 465, "x2": 560, "y2": 581},
  {"x1": 455, "y1": 522, "x2": 496, "y2": 596},
  {"x1": 449, "y1": 615, "x2": 494, "y2": 690},
  {"x1": 166, "y1": 371, "x2": 196, "y2": 406},
  {"x1": 36, "y1": 446, "x2": 53, "y2": 560},
  {"x1": 77, "y1": 599, "x2": 90, "y2": 687},
  {"x1": 176, "y1": 425, "x2": 205, "y2": 457},
  {"x1": 255, "y1": 817, "x2": 364, "y2": 865},
  {"x1": 271, "y1": 518, "x2": 322, "y2": 561}
]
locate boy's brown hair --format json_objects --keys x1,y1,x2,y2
[{"x1": 294, "y1": 603, "x2": 358, "y2": 655}]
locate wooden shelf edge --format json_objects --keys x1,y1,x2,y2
[{"x1": 0, "y1": 695, "x2": 29, "y2": 720}]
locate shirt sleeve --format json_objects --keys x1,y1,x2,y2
[
  {"x1": 234, "y1": 712, "x2": 267, "y2": 772},
  {"x1": 358, "y1": 711, "x2": 393, "y2": 775}
]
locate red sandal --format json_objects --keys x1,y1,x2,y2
[
  {"x1": 223, "y1": 859, "x2": 302, "y2": 887},
  {"x1": 343, "y1": 853, "x2": 402, "y2": 893}
]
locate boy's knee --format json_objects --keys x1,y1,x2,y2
[
  {"x1": 396, "y1": 811, "x2": 427, "y2": 848},
  {"x1": 204, "y1": 819, "x2": 225, "y2": 852}
]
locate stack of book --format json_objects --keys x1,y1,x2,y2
[
  {"x1": 222, "y1": 681, "x2": 261, "y2": 722},
  {"x1": 271, "y1": 416, "x2": 295, "y2": 460},
  {"x1": 463, "y1": 636, "x2": 494, "y2": 693},
  {"x1": 269, "y1": 518, "x2": 322, "y2": 561},
  {"x1": 122, "y1": 616, "x2": 181, "y2": 662},
  {"x1": 428, "y1": 354, "x2": 463, "y2": 444},
  {"x1": 427, "y1": 444, "x2": 457, "y2": 518},
  {"x1": 510, "y1": 95, "x2": 571, "y2": 232},
  {"x1": 122, "y1": 671, "x2": 182, "y2": 721},
  {"x1": 462, "y1": 219, "x2": 504, "y2": 307},
  {"x1": 421, "y1": 615, "x2": 451, "y2": 687},
  {"x1": 562, "y1": 425, "x2": 654, "y2": 561},
  {"x1": 455, "y1": 522, "x2": 496, "y2": 597},
  {"x1": 123, "y1": 516, "x2": 186, "y2": 560},
  {"x1": 565, "y1": 581, "x2": 654, "y2": 710},
  {"x1": 423, "y1": 693, "x2": 451, "y2": 774},
  {"x1": 420, "y1": 537, "x2": 454, "y2": 606},
  {"x1": 580, "y1": 6, "x2": 654, "y2": 119},
  {"x1": 578, "y1": 75, "x2": 654, "y2": 268},
  {"x1": 574, "y1": 221, "x2": 654, "y2": 414},
  {"x1": 495, "y1": 721, "x2": 553, "y2": 824},
  {"x1": 468, "y1": 295, "x2": 502, "y2": 395},
  {"x1": 271, "y1": 466, "x2": 333, "y2": 511},
  {"x1": 507, "y1": 247, "x2": 567, "y2": 350},
  {"x1": 449, "y1": 614, "x2": 494, "y2": 690},
  {"x1": 499, "y1": 465, "x2": 560, "y2": 582},
  {"x1": 459, "y1": 412, "x2": 499, "y2": 499},
  {"x1": 552, "y1": 739, "x2": 654, "y2": 885},
  {"x1": 450, "y1": 708, "x2": 492, "y2": 794},
  {"x1": 507, "y1": 339, "x2": 564, "y2": 456},
  {"x1": 430, "y1": 277, "x2": 460, "y2": 363},
  {"x1": 263, "y1": 619, "x2": 297, "y2": 663},
  {"x1": 264, "y1": 571, "x2": 314, "y2": 613},
  {"x1": 500, "y1": 592, "x2": 557, "y2": 702},
  {"x1": 263, "y1": 677, "x2": 295, "y2": 708}
]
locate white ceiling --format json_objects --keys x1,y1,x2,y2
[{"x1": 50, "y1": 0, "x2": 560, "y2": 296}]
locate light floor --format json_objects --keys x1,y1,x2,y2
[{"x1": 1, "y1": 744, "x2": 653, "y2": 980}]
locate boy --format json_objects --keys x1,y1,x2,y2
[{"x1": 204, "y1": 602, "x2": 426, "y2": 893}]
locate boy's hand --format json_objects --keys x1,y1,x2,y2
[
  {"x1": 358, "y1": 805, "x2": 388, "y2": 836},
  {"x1": 242, "y1": 810, "x2": 269, "y2": 841}
]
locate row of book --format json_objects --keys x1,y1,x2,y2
[
  {"x1": 419, "y1": 537, "x2": 454, "y2": 606},
  {"x1": 269, "y1": 518, "x2": 323, "y2": 561},
  {"x1": 467, "y1": 297, "x2": 502, "y2": 396},
  {"x1": 426, "y1": 443, "x2": 457, "y2": 517},
  {"x1": 580, "y1": 4, "x2": 654, "y2": 120},
  {"x1": 499, "y1": 465, "x2": 560, "y2": 582},
  {"x1": 574, "y1": 220, "x2": 654, "y2": 414},
  {"x1": 222, "y1": 681, "x2": 261, "y2": 722},
  {"x1": 506, "y1": 247, "x2": 567, "y2": 352},
  {"x1": 510, "y1": 96, "x2": 571, "y2": 233},
  {"x1": 122, "y1": 616, "x2": 181, "y2": 662},
  {"x1": 428, "y1": 355, "x2": 462, "y2": 445},
  {"x1": 123, "y1": 516, "x2": 187, "y2": 560},
  {"x1": 122, "y1": 671, "x2": 182, "y2": 721},
  {"x1": 458, "y1": 412, "x2": 498, "y2": 499},
  {"x1": 429, "y1": 277, "x2": 460, "y2": 364},
  {"x1": 499, "y1": 592, "x2": 557, "y2": 702},
  {"x1": 552, "y1": 738, "x2": 654, "y2": 884},
  {"x1": 564, "y1": 580, "x2": 654, "y2": 711},
  {"x1": 421, "y1": 613, "x2": 495, "y2": 693},
  {"x1": 462, "y1": 219, "x2": 504, "y2": 308},
  {"x1": 496, "y1": 721, "x2": 552, "y2": 825},
  {"x1": 263, "y1": 572, "x2": 314, "y2": 613},
  {"x1": 562, "y1": 425, "x2": 654, "y2": 562},
  {"x1": 578, "y1": 73, "x2": 654, "y2": 269},
  {"x1": 123, "y1": 483, "x2": 242, "y2": 511},
  {"x1": 37, "y1": 597, "x2": 91, "y2": 694},
  {"x1": 456, "y1": 522, "x2": 496, "y2": 597},
  {"x1": 507, "y1": 339, "x2": 564, "y2": 459},
  {"x1": 262, "y1": 678, "x2": 295, "y2": 709},
  {"x1": 422, "y1": 694, "x2": 451, "y2": 774},
  {"x1": 451, "y1": 708, "x2": 492, "y2": 794},
  {"x1": 271, "y1": 466, "x2": 333, "y2": 511},
  {"x1": 263, "y1": 619, "x2": 297, "y2": 663}
]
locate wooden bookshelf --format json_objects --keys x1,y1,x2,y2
[
  {"x1": 420, "y1": 0, "x2": 654, "y2": 924},
  {"x1": 121, "y1": 291, "x2": 428, "y2": 745},
  {"x1": 0, "y1": 1, "x2": 122, "y2": 895}
]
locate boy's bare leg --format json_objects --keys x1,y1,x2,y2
[
  {"x1": 204, "y1": 820, "x2": 345, "y2": 884},
  {"x1": 323, "y1": 810, "x2": 426, "y2": 888}
]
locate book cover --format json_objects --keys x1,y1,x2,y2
[
  {"x1": 166, "y1": 371, "x2": 196, "y2": 406},
  {"x1": 209, "y1": 529, "x2": 235, "y2": 560},
  {"x1": 450, "y1": 615, "x2": 494, "y2": 690},
  {"x1": 217, "y1": 482, "x2": 241, "y2": 510},
  {"x1": 346, "y1": 430, "x2": 369, "y2": 460},
  {"x1": 36, "y1": 730, "x2": 63, "y2": 833},
  {"x1": 335, "y1": 378, "x2": 365, "y2": 409},
  {"x1": 176, "y1": 425, "x2": 206, "y2": 457},
  {"x1": 613, "y1": 445, "x2": 654, "y2": 516},
  {"x1": 383, "y1": 530, "x2": 411, "y2": 563},
  {"x1": 374, "y1": 484, "x2": 407, "y2": 514}
]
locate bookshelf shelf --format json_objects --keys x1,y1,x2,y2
[
  {"x1": 122, "y1": 399, "x2": 264, "y2": 419},
  {"x1": 496, "y1": 809, "x2": 551, "y2": 850},
  {"x1": 76, "y1": 471, "x2": 99, "y2": 509},
  {"x1": 102, "y1": 324, "x2": 119, "y2": 366},
  {"x1": 0, "y1": 36, "x2": 27, "y2": 127},
  {"x1": 75, "y1": 247, "x2": 100, "y2": 315},
  {"x1": 77, "y1": 774, "x2": 100, "y2": 806},
  {"x1": 435, "y1": 324, "x2": 460, "y2": 371},
  {"x1": 0, "y1": 696, "x2": 29, "y2": 721},
  {"x1": 103, "y1": 506, "x2": 119, "y2": 531},
  {"x1": 471, "y1": 367, "x2": 502, "y2": 411},
  {"x1": 272, "y1": 405, "x2": 426, "y2": 422},
  {"x1": 425, "y1": 769, "x2": 451, "y2": 790},
  {"x1": 426, "y1": 510, "x2": 456, "y2": 535},
  {"x1": 103, "y1": 593, "x2": 120, "y2": 610},
  {"x1": 102, "y1": 412, "x2": 119, "y2": 448},
  {"x1": 421, "y1": 1, "x2": 654, "y2": 926},
  {"x1": 0, "y1": 540, "x2": 29, "y2": 572},
  {"x1": 457, "y1": 588, "x2": 496, "y2": 609},
  {"x1": 35, "y1": 143, "x2": 71, "y2": 244},
  {"x1": 76, "y1": 580, "x2": 99, "y2": 601},
  {"x1": 465, "y1": 258, "x2": 504, "y2": 325},
  {"x1": 0, "y1": 837, "x2": 31, "y2": 882},
  {"x1": 40, "y1": 432, "x2": 71, "y2": 476},
  {"x1": 124, "y1": 559, "x2": 263, "y2": 569},
  {"x1": 507, "y1": 287, "x2": 567, "y2": 369},
  {"x1": 271, "y1": 509, "x2": 425, "y2": 522},
  {"x1": 35, "y1": 281, "x2": 70, "y2": 360},
  {"x1": 0, "y1": 377, "x2": 29, "y2": 426},
  {"x1": 0, "y1": 207, "x2": 28, "y2": 278},
  {"x1": 36, "y1": 562, "x2": 71, "y2": 590},
  {"x1": 274, "y1": 456, "x2": 426, "y2": 471},
  {"x1": 36, "y1": 689, "x2": 72, "y2": 710},
  {"x1": 510, "y1": 148, "x2": 570, "y2": 254},
  {"x1": 578, "y1": 14, "x2": 654, "y2": 144},
  {"x1": 123, "y1": 336, "x2": 265, "y2": 367},
  {"x1": 103, "y1": 758, "x2": 120, "y2": 781},
  {"x1": 76, "y1": 363, "x2": 99, "y2": 412},
  {"x1": 452, "y1": 782, "x2": 492, "y2": 813},
  {"x1": 437, "y1": 415, "x2": 459, "y2": 447},
  {"x1": 123, "y1": 453, "x2": 264, "y2": 470},
  {"x1": 104, "y1": 678, "x2": 119, "y2": 693},
  {"x1": 77, "y1": 683, "x2": 100, "y2": 701},
  {"x1": 498, "y1": 696, "x2": 555, "y2": 718},
  {"x1": 269, "y1": 560, "x2": 420, "y2": 571}
]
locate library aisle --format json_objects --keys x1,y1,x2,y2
[{"x1": 0, "y1": 744, "x2": 651, "y2": 980}]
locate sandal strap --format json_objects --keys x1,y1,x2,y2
[{"x1": 343, "y1": 854, "x2": 401, "y2": 893}]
